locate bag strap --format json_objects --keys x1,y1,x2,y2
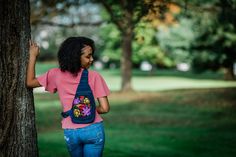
[
  {"x1": 61, "y1": 68, "x2": 89, "y2": 118},
  {"x1": 75, "y1": 68, "x2": 90, "y2": 95}
]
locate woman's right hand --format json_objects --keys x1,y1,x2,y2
[{"x1": 29, "y1": 40, "x2": 40, "y2": 58}]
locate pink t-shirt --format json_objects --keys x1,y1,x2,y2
[{"x1": 37, "y1": 68, "x2": 110, "y2": 129}]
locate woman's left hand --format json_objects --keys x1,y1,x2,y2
[{"x1": 29, "y1": 40, "x2": 40, "y2": 58}]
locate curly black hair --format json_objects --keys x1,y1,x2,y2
[{"x1": 57, "y1": 36, "x2": 95, "y2": 75}]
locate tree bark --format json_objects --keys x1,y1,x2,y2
[
  {"x1": 0, "y1": 0, "x2": 38, "y2": 156},
  {"x1": 121, "y1": 29, "x2": 133, "y2": 92}
]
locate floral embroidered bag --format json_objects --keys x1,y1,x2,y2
[{"x1": 61, "y1": 69, "x2": 96, "y2": 124}]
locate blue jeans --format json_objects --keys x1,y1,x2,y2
[{"x1": 64, "y1": 122, "x2": 105, "y2": 157}]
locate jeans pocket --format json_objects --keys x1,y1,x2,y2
[
  {"x1": 89, "y1": 131, "x2": 104, "y2": 145},
  {"x1": 86, "y1": 125, "x2": 105, "y2": 145}
]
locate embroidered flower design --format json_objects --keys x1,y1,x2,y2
[
  {"x1": 84, "y1": 97, "x2": 90, "y2": 104},
  {"x1": 79, "y1": 96, "x2": 85, "y2": 101},
  {"x1": 72, "y1": 95, "x2": 92, "y2": 118},
  {"x1": 73, "y1": 98, "x2": 80, "y2": 104},
  {"x1": 78, "y1": 104, "x2": 86, "y2": 110},
  {"x1": 73, "y1": 109, "x2": 81, "y2": 117},
  {"x1": 82, "y1": 106, "x2": 91, "y2": 116}
]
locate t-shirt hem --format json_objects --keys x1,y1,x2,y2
[{"x1": 61, "y1": 119, "x2": 103, "y2": 129}]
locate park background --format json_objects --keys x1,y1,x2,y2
[{"x1": 30, "y1": 1, "x2": 236, "y2": 157}]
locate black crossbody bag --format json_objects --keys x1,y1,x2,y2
[{"x1": 61, "y1": 69, "x2": 96, "y2": 124}]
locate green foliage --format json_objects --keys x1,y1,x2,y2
[
  {"x1": 192, "y1": 24, "x2": 236, "y2": 72},
  {"x1": 97, "y1": 21, "x2": 176, "y2": 68},
  {"x1": 133, "y1": 22, "x2": 175, "y2": 68},
  {"x1": 186, "y1": 0, "x2": 236, "y2": 74},
  {"x1": 96, "y1": 23, "x2": 121, "y2": 68},
  {"x1": 152, "y1": 0, "x2": 236, "y2": 77},
  {"x1": 156, "y1": 18, "x2": 195, "y2": 65},
  {"x1": 93, "y1": 0, "x2": 151, "y2": 30}
]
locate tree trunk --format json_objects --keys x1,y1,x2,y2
[
  {"x1": 120, "y1": 29, "x2": 133, "y2": 92},
  {"x1": 0, "y1": 0, "x2": 38, "y2": 157},
  {"x1": 224, "y1": 65, "x2": 235, "y2": 80}
]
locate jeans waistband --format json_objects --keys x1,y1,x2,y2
[{"x1": 64, "y1": 121, "x2": 103, "y2": 131}]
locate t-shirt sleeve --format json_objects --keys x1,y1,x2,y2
[
  {"x1": 93, "y1": 72, "x2": 110, "y2": 98},
  {"x1": 36, "y1": 69, "x2": 57, "y2": 93}
]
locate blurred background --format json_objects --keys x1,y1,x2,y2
[{"x1": 30, "y1": 0, "x2": 236, "y2": 156}]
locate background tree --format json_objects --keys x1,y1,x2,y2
[
  {"x1": 97, "y1": 1, "x2": 182, "y2": 71},
  {"x1": 0, "y1": 0, "x2": 38, "y2": 156},
  {"x1": 171, "y1": 0, "x2": 236, "y2": 80},
  {"x1": 192, "y1": 0, "x2": 236, "y2": 80},
  {"x1": 96, "y1": 0, "x2": 169, "y2": 91}
]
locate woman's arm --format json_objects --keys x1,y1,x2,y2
[
  {"x1": 26, "y1": 40, "x2": 41, "y2": 88},
  {"x1": 97, "y1": 96, "x2": 110, "y2": 114}
]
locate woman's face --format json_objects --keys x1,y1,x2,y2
[{"x1": 81, "y1": 45, "x2": 94, "y2": 69}]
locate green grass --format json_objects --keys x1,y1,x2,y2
[
  {"x1": 35, "y1": 62, "x2": 236, "y2": 156},
  {"x1": 35, "y1": 88, "x2": 236, "y2": 157}
]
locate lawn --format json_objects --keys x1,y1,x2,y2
[
  {"x1": 35, "y1": 62, "x2": 236, "y2": 157},
  {"x1": 35, "y1": 88, "x2": 236, "y2": 157}
]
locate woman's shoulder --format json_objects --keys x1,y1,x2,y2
[
  {"x1": 44, "y1": 68, "x2": 62, "y2": 78},
  {"x1": 49, "y1": 67, "x2": 60, "y2": 72},
  {"x1": 88, "y1": 69, "x2": 103, "y2": 78},
  {"x1": 47, "y1": 68, "x2": 62, "y2": 74}
]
